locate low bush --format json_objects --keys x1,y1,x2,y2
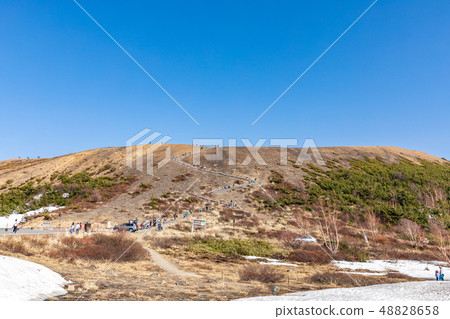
[
  {"x1": 0, "y1": 239, "x2": 31, "y2": 256},
  {"x1": 189, "y1": 237, "x2": 275, "y2": 257},
  {"x1": 48, "y1": 234, "x2": 147, "y2": 262},
  {"x1": 338, "y1": 242, "x2": 370, "y2": 262},
  {"x1": 289, "y1": 245, "x2": 331, "y2": 264},
  {"x1": 172, "y1": 173, "x2": 191, "y2": 182},
  {"x1": 239, "y1": 264, "x2": 285, "y2": 283},
  {"x1": 151, "y1": 237, "x2": 189, "y2": 249},
  {"x1": 386, "y1": 272, "x2": 416, "y2": 280},
  {"x1": 309, "y1": 272, "x2": 384, "y2": 286}
]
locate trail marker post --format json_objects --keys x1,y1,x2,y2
[{"x1": 192, "y1": 219, "x2": 206, "y2": 232}]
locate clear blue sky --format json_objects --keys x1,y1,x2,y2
[{"x1": 0, "y1": 0, "x2": 449, "y2": 160}]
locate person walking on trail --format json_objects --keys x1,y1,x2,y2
[
  {"x1": 70, "y1": 222, "x2": 75, "y2": 233},
  {"x1": 12, "y1": 219, "x2": 18, "y2": 233},
  {"x1": 75, "y1": 222, "x2": 81, "y2": 234},
  {"x1": 439, "y1": 267, "x2": 444, "y2": 281},
  {"x1": 157, "y1": 219, "x2": 162, "y2": 231},
  {"x1": 435, "y1": 270, "x2": 439, "y2": 281}
]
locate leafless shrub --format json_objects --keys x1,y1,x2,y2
[
  {"x1": 422, "y1": 184, "x2": 447, "y2": 209},
  {"x1": 365, "y1": 210, "x2": 381, "y2": 239},
  {"x1": 289, "y1": 246, "x2": 331, "y2": 264},
  {"x1": 292, "y1": 208, "x2": 311, "y2": 230},
  {"x1": 239, "y1": 264, "x2": 285, "y2": 283},
  {"x1": 318, "y1": 206, "x2": 340, "y2": 254},
  {"x1": 278, "y1": 231, "x2": 302, "y2": 249},
  {"x1": 399, "y1": 218, "x2": 424, "y2": 247},
  {"x1": 0, "y1": 239, "x2": 31, "y2": 256},
  {"x1": 430, "y1": 221, "x2": 449, "y2": 262},
  {"x1": 48, "y1": 233, "x2": 147, "y2": 262}
]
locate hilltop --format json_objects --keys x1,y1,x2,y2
[{"x1": 0, "y1": 145, "x2": 448, "y2": 227}]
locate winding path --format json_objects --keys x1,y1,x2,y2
[
  {"x1": 144, "y1": 247, "x2": 201, "y2": 278},
  {"x1": 172, "y1": 147, "x2": 260, "y2": 202}
]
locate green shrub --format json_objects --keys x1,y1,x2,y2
[
  {"x1": 304, "y1": 158, "x2": 450, "y2": 226},
  {"x1": 189, "y1": 237, "x2": 275, "y2": 257},
  {"x1": 0, "y1": 172, "x2": 133, "y2": 216}
]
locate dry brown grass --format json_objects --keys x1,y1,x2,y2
[
  {"x1": 309, "y1": 272, "x2": 394, "y2": 287},
  {"x1": 47, "y1": 233, "x2": 147, "y2": 262},
  {"x1": 150, "y1": 236, "x2": 189, "y2": 249},
  {"x1": 0, "y1": 238, "x2": 31, "y2": 256}
]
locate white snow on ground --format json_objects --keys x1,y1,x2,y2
[
  {"x1": 333, "y1": 260, "x2": 450, "y2": 280},
  {"x1": 0, "y1": 255, "x2": 68, "y2": 301},
  {"x1": 244, "y1": 256, "x2": 298, "y2": 267},
  {"x1": 241, "y1": 281, "x2": 450, "y2": 301},
  {"x1": 240, "y1": 259, "x2": 450, "y2": 301},
  {"x1": 0, "y1": 206, "x2": 63, "y2": 228}
]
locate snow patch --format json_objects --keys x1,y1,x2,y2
[
  {"x1": 333, "y1": 260, "x2": 449, "y2": 280},
  {"x1": 0, "y1": 255, "x2": 68, "y2": 300},
  {"x1": 240, "y1": 281, "x2": 450, "y2": 301},
  {"x1": 0, "y1": 206, "x2": 63, "y2": 228}
]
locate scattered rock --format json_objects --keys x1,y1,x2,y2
[
  {"x1": 66, "y1": 284, "x2": 76, "y2": 292},
  {"x1": 175, "y1": 280, "x2": 186, "y2": 286},
  {"x1": 150, "y1": 273, "x2": 159, "y2": 278}
]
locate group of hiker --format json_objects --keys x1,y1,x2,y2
[
  {"x1": 133, "y1": 218, "x2": 163, "y2": 231},
  {"x1": 69, "y1": 221, "x2": 91, "y2": 234},
  {"x1": 226, "y1": 200, "x2": 238, "y2": 208},
  {"x1": 435, "y1": 266, "x2": 445, "y2": 281}
]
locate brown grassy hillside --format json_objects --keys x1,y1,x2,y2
[{"x1": 0, "y1": 145, "x2": 449, "y2": 300}]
